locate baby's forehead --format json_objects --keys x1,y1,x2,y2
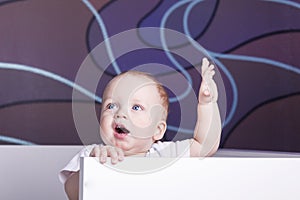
[{"x1": 103, "y1": 73, "x2": 159, "y2": 97}]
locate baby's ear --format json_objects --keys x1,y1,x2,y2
[{"x1": 153, "y1": 121, "x2": 167, "y2": 141}]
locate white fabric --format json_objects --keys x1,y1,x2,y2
[
  {"x1": 59, "y1": 140, "x2": 191, "y2": 184},
  {"x1": 146, "y1": 140, "x2": 191, "y2": 157}
]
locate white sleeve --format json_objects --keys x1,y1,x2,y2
[
  {"x1": 58, "y1": 145, "x2": 96, "y2": 184},
  {"x1": 148, "y1": 139, "x2": 191, "y2": 157}
]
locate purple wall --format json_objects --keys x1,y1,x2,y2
[{"x1": 0, "y1": 0, "x2": 299, "y2": 152}]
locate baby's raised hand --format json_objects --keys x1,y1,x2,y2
[
  {"x1": 199, "y1": 57, "x2": 218, "y2": 104},
  {"x1": 90, "y1": 144, "x2": 124, "y2": 165}
]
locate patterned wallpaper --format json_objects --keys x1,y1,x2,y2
[{"x1": 0, "y1": 0, "x2": 299, "y2": 152}]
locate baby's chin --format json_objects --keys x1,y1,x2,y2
[
  {"x1": 112, "y1": 139, "x2": 131, "y2": 148},
  {"x1": 115, "y1": 141, "x2": 148, "y2": 154}
]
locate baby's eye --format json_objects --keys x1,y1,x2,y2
[
  {"x1": 107, "y1": 103, "x2": 117, "y2": 110},
  {"x1": 132, "y1": 105, "x2": 143, "y2": 111}
]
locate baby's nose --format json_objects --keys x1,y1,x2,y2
[{"x1": 114, "y1": 108, "x2": 127, "y2": 119}]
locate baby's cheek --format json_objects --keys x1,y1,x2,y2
[
  {"x1": 99, "y1": 116, "x2": 110, "y2": 134},
  {"x1": 99, "y1": 116, "x2": 114, "y2": 145},
  {"x1": 130, "y1": 105, "x2": 164, "y2": 129},
  {"x1": 130, "y1": 112, "x2": 152, "y2": 128}
]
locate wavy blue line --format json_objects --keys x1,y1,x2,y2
[
  {"x1": 160, "y1": 0, "x2": 194, "y2": 103},
  {"x1": 263, "y1": 0, "x2": 300, "y2": 8},
  {"x1": 211, "y1": 53, "x2": 300, "y2": 74},
  {"x1": 84, "y1": 0, "x2": 195, "y2": 104},
  {"x1": 0, "y1": 62, "x2": 102, "y2": 103},
  {"x1": 209, "y1": 58, "x2": 238, "y2": 127},
  {"x1": 183, "y1": 0, "x2": 238, "y2": 127},
  {"x1": 82, "y1": 0, "x2": 121, "y2": 74},
  {"x1": 167, "y1": 125, "x2": 194, "y2": 134},
  {"x1": 208, "y1": 52, "x2": 300, "y2": 123},
  {"x1": 0, "y1": 135, "x2": 35, "y2": 145}
]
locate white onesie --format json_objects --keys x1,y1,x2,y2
[{"x1": 59, "y1": 139, "x2": 191, "y2": 184}]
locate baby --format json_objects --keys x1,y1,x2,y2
[{"x1": 60, "y1": 57, "x2": 221, "y2": 200}]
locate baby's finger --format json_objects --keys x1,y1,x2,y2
[
  {"x1": 208, "y1": 70, "x2": 215, "y2": 79},
  {"x1": 107, "y1": 146, "x2": 119, "y2": 165},
  {"x1": 99, "y1": 145, "x2": 107, "y2": 164},
  {"x1": 90, "y1": 146, "x2": 100, "y2": 157},
  {"x1": 203, "y1": 69, "x2": 215, "y2": 82},
  {"x1": 203, "y1": 88, "x2": 211, "y2": 96},
  {"x1": 116, "y1": 148, "x2": 124, "y2": 161},
  {"x1": 204, "y1": 64, "x2": 214, "y2": 74},
  {"x1": 208, "y1": 64, "x2": 215, "y2": 72},
  {"x1": 201, "y1": 57, "x2": 209, "y2": 75}
]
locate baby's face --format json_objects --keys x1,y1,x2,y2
[{"x1": 100, "y1": 73, "x2": 166, "y2": 155}]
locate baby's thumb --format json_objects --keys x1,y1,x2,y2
[{"x1": 203, "y1": 89, "x2": 210, "y2": 96}]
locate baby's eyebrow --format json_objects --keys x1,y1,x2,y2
[
  {"x1": 131, "y1": 98, "x2": 145, "y2": 104},
  {"x1": 102, "y1": 98, "x2": 113, "y2": 105}
]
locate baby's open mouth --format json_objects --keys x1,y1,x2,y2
[{"x1": 115, "y1": 125, "x2": 130, "y2": 134}]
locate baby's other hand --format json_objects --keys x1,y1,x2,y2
[
  {"x1": 199, "y1": 57, "x2": 218, "y2": 104},
  {"x1": 90, "y1": 145, "x2": 124, "y2": 165}
]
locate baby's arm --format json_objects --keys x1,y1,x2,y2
[
  {"x1": 190, "y1": 57, "x2": 222, "y2": 157},
  {"x1": 64, "y1": 171, "x2": 79, "y2": 200}
]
